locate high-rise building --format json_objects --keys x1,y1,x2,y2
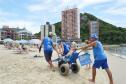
[
  {"x1": 52, "y1": 25, "x2": 55, "y2": 35},
  {"x1": 40, "y1": 22, "x2": 56, "y2": 41},
  {"x1": 40, "y1": 25, "x2": 44, "y2": 41},
  {"x1": 62, "y1": 8, "x2": 80, "y2": 40},
  {"x1": 0, "y1": 29, "x2": 1, "y2": 41},
  {"x1": 45, "y1": 25, "x2": 49, "y2": 37},
  {"x1": 89, "y1": 21, "x2": 99, "y2": 37}
]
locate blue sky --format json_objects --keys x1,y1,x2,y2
[{"x1": 0, "y1": 0, "x2": 126, "y2": 34}]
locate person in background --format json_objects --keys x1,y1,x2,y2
[
  {"x1": 80, "y1": 34, "x2": 114, "y2": 84},
  {"x1": 39, "y1": 32, "x2": 58, "y2": 71}
]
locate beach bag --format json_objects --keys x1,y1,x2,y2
[{"x1": 78, "y1": 53, "x2": 91, "y2": 66}]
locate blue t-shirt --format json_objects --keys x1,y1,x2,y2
[
  {"x1": 42, "y1": 37, "x2": 53, "y2": 51},
  {"x1": 93, "y1": 41, "x2": 107, "y2": 60},
  {"x1": 69, "y1": 50, "x2": 79, "y2": 63},
  {"x1": 63, "y1": 43, "x2": 70, "y2": 55}
]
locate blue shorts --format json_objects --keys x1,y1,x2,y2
[
  {"x1": 44, "y1": 50, "x2": 53, "y2": 62},
  {"x1": 93, "y1": 59, "x2": 109, "y2": 69}
]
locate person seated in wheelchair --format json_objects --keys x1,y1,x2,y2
[{"x1": 65, "y1": 42, "x2": 79, "y2": 64}]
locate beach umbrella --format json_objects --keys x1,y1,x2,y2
[
  {"x1": 29, "y1": 39, "x2": 41, "y2": 45},
  {"x1": 15, "y1": 40, "x2": 21, "y2": 44},
  {"x1": 3, "y1": 38, "x2": 13, "y2": 43},
  {"x1": 16, "y1": 39, "x2": 28, "y2": 44}
]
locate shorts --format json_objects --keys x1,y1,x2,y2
[
  {"x1": 44, "y1": 50, "x2": 53, "y2": 62},
  {"x1": 93, "y1": 59, "x2": 109, "y2": 69}
]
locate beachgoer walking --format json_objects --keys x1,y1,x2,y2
[{"x1": 39, "y1": 32, "x2": 58, "y2": 70}]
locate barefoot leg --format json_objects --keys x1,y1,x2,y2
[{"x1": 89, "y1": 67, "x2": 96, "y2": 83}]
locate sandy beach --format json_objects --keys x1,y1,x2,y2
[{"x1": 0, "y1": 45, "x2": 125, "y2": 84}]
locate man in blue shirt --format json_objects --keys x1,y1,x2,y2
[
  {"x1": 58, "y1": 41, "x2": 70, "y2": 56},
  {"x1": 80, "y1": 34, "x2": 114, "y2": 84},
  {"x1": 63, "y1": 42, "x2": 70, "y2": 55},
  {"x1": 39, "y1": 32, "x2": 58, "y2": 70}
]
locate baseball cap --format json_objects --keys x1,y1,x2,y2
[{"x1": 90, "y1": 33, "x2": 98, "y2": 39}]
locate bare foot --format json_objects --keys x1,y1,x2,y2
[
  {"x1": 88, "y1": 79, "x2": 95, "y2": 84},
  {"x1": 110, "y1": 81, "x2": 114, "y2": 84}
]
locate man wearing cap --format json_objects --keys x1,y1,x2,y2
[
  {"x1": 58, "y1": 41, "x2": 70, "y2": 56},
  {"x1": 39, "y1": 32, "x2": 58, "y2": 70},
  {"x1": 80, "y1": 34, "x2": 114, "y2": 84}
]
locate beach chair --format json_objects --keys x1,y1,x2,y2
[
  {"x1": 78, "y1": 52, "x2": 92, "y2": 66},
  {"x1": 16, "y1": 44, "x2": 29, "y2": 54}
]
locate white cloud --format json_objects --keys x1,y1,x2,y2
[
  {"x1": 27, "y1": 0, "x2": 55, "y2": 12},
  {"x1": 0, "y1": 10, "x2": 17, "y2": 17},
  {"x1": 103, "y1": 0, "x2": 126, "y2": 16},
  {"x1": 117, "y1": 0, "x2": 126, "y2": 3},
  {"x1": 105, "y1": 6, "x2": 126, "y2": 15},
  {"x1": 28, "y1": 4, "x2": 47, "y2": 12},
  {"x1": 27, "y1": 0, "x2": 112, "y2": 12},
  {"x1": 61, "y1": 0, "x2": 112, "y2": 9}
]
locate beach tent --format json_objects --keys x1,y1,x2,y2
[
  {"x1": 29, "y1": 39, "x2": 41, "y2": 45},
  {"x1": 3, "y1": 38, "x2": 13, "y2": 43}
]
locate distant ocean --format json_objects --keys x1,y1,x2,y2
[{"x1": 108, "y1": 47, "x2": 126, "y2": 59}]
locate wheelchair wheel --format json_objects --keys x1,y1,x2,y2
[
  {"x1": 59, "y1": 64, "x2": 69, "y2": 76},
  {"x1": 71, "y1": 63, "x2": 80, "y2": 73},
  {"x1": 58, "y1": 60, "x2": 64, "y2": 67}
]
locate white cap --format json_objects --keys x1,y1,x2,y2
[{"x1": 71, "y1": 41, "x2": 77, "y2": 49}]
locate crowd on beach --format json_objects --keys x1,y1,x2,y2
[{"x1": 3, "y1": 41, "x2": 40, "y2": 54}]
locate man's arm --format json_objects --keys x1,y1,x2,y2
[
  {"x1": 65, "y1": 49, "x2": 73, "y2": 56},
  {"x1": 77, "y1": 41, "x2": 96, "y2": 50},
  {"x1": 52, "y1": 44, "x2": 59, "y2": 54}
]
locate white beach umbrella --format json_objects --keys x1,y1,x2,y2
[
  {"x1": 29, "y1": 39, "x2": 41, "y2": 45},
  {"x1": 15, "y1": 40, "x2": 21, "y2": 44},
  {"x1": 3, "y1": 38, "x2": 13, "y2": 43},
  {"x1": 16, "y1": 39, "x2": 28, "y2": 44}
]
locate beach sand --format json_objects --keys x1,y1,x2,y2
[{"x1": 0, "y1": 45, "x2": 125, "y2": 84}]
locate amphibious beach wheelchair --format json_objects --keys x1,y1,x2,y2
[
  {"x1": 53, "y1": 51, "x2": 91, "y2": 76},
  {"x1": 53, "y1": 51, "x2": 80, "y2": 76},
  {"x1": 58, "y1": 55, "x2": 80, "y2": 76}
]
